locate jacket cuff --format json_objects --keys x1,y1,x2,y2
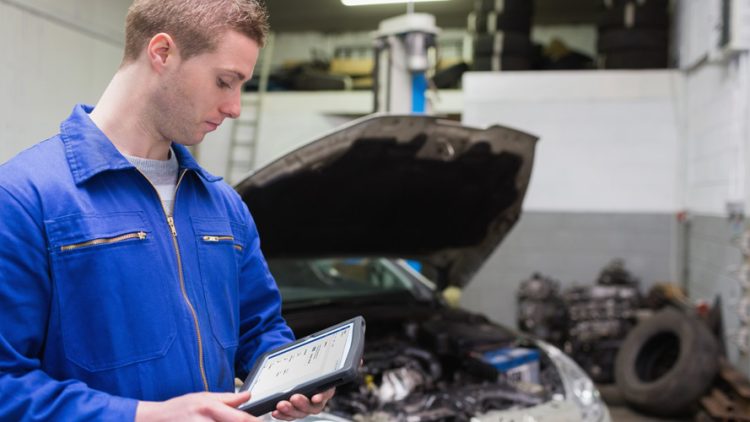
[{"x1": 109, "y1": 395, "x2": 139, "y2": 422}]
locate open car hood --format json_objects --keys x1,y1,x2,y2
[{"x1": 235, "y1": 114, "x2": 537, "y2": 289}]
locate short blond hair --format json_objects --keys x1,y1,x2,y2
[{"x1": 123, "y1": 0, "x2": 269, "y2": 62}]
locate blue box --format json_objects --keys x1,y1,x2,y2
[{"x1": 481, "y1": 347, "x2": 540, "y2": 384}]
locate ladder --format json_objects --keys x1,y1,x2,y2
[{"x1": 226, "y1": 33, "x2": 275, "y2": 184}]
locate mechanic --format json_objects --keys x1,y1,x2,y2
[{"x1": 0, "y1": 0, "x2": 334, "y2": 420}]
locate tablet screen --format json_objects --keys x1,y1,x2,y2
[{"x1": 242, "y1": 322, "x2": 354, "y2": 406}]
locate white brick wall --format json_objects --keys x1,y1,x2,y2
[
  {"x1": 684, "y1": 59, "x2": 750, "y2": 216},
  {"x1": 0, "y1": 0, "x2": 128, "y2": 164},
  {"x1": 677, "y1": 0, "x2": 750, "y2": 377},
  {"x1": 462, "y1": 70, "x2": 683, "y2": 214}
]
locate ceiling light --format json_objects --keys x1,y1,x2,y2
[{"x1": 342, "y1": 0, "x2": 450, "y2": 6}]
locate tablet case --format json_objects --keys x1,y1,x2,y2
[{"x1": 238, "y1": 315, "x2": 366, "y2": 416}]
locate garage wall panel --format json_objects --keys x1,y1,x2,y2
[
  {"x1": 676, "y1": 0, "x2": 720, "y2": 69},
  {"x1": 461, "y1": 212, "x2": 677, "y2": 330},
  {"x1": 685, "y1": 215, "x2": 748, "y2": 370}
]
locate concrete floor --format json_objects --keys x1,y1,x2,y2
[
  {"x1": 599, "y1": 384, "x2": 691, "y2": 422},
  {"x1": 608, "y1": 406, "x2": 689, "y2": 422}
]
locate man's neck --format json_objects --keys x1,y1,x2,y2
[{"x1": 89, "y1": 65, "x2": 172, "y2": 160}]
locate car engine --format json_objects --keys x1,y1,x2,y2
[
  {"x1": 517, "y1": 273, "x2": 568, "y2": 345},
  {"x1": 323, "y1": 315, "x2": 565, "y2": 422},
  {"x1": 564, "y1": 260, "x2": 642, "y2": 383},
  {"x1": 517, "y1": 260, "x2": 642, "y2": 384}
]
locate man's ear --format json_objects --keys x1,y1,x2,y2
[{"x1": 147, "y1": 33, "x2": 177, "y2": 73}]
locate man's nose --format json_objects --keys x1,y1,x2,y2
[{"x1": 221, "y1": 90, "x2": 241, "y2": 119}]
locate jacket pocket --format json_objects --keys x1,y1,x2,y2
[
  {"x1": 60, "y1": 231, "x2": 147, "y2": 251},
  {"x1": 46, "y1": 212, "x2": 176, "y2": 372},
  {"x1": 192, "y1": 217, "x2": 244, "y2": 349}
]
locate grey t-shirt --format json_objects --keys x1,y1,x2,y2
[{"x1": 124, "y1": 149, "x2": 179, "y2": 215}]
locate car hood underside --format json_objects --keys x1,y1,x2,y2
[{"x1": 235, "y1": 114, "x2": 537, "y2": 288}]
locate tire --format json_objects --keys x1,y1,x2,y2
[
  {"x1": 600, "y1": 50, "x2": 668, "y2": 69},
  {"x1": 293, "y1": 70, "x2": 350, "y2": 91},
  {"x1": 470, "y1": 8, "x2": 532, "y2": 34},
  {"x1": 602, "y1": 0, "x2": 669, "y2": 10},
  {"x1": 473, "y1": 55, "x2": 531, "y2": 71},
  {"x1": 475, "y1": 0, "x2": 533, "y2": 15},
  {"x1": 614, "y1": 307, "x2": 718, "y2": 417},
  {"x1": 597, "y1": 28, "x2": 668, "y2": 52},
  {"x1": 546, "y1": 50, "x2": 596, "y2": 70},
  {"x1": 474, "y1": 32, "x2": 534, "y2": 56},
  {"x1": 468, "y1": 12, "x2": 479, "y2": 33},
  {"x1": 599, "y1": 1, "x2": 669, "y2": 29},
  {"x1": 488, "y1": 9, "x2": 532, "y2": 34},
  {"x1": 432, "y1": 62, "x2": 469, "y2": 89}
]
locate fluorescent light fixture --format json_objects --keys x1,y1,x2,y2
[{"x1": 342, "y1": 0, "x2": 450, "y2": 6}]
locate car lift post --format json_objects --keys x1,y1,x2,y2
[{"x1": 373, "y1": 13, "x2": 439, "y2": 115}]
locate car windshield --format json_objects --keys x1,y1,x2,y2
[{"x1": 268, "y1": 258, "x2": 419, "y2": 303}]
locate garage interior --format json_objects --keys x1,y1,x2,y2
[{"x1": 2, "y1": 0, "x2": 750, "y2": 420}]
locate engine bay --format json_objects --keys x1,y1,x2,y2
[{"x1": 321, "y1": 315, "x2": 566, "y2": 421}]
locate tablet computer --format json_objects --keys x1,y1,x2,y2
[{"x1": 238, "y1": 315, "x2": 366, "y2": 416}]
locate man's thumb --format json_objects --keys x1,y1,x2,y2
[{"x1": 217, "y1": 390, "x2": 252, "y2": 407}]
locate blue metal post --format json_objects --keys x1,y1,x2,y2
[{"x1": 411, "y1": 72, "x2": 427, "y2": 114}]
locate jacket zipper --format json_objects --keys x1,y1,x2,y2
[
  {"x1": 202, "y1": 235, "x2": 243, "y2": 251},
  {"x1": 138, "y1": 168, "x2": 210, "y2": 392},
  {"x1": 60, "y1": 231, "x2": 147, "y2": 252}
]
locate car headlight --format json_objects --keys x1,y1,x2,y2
[{"x1": 537, "y1": 341, "x2": 611, "y2": 422}]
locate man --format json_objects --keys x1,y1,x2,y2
[{"x1": 0, "y1": 0, "x2": 333, "y2": 420}]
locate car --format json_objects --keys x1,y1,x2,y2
[{"x1": 234, "y1": 114, "x2": 611, "y2": 422}]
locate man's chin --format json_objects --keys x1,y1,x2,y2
[{"x1": 174, "y1": 136, "x2": 206, "y2": 147}]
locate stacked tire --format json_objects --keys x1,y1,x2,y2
[
  {"x1": 470, "y1": 0, "x2": 534, "y2": 71},
  {"x1": 597, "y1": 0, "x2": 670, "y2": 69},
  {"x1": 615, "y1": 307, "x2": 719, "y2": 416}
]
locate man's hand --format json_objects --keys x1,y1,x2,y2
[
  {"x1": 136, "y1": 391, "x2": 258, "y2": 422},
  {"x1": 271, "y1": 388, "x2": 336, "y2": 421}
]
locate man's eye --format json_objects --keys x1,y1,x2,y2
[{"x1": 217, "y1": 79, "x2": 231, "y2": 89}]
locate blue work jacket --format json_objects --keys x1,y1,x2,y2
[{"x1": 0, "y1": 104, "x2": 295, "y2": 421}]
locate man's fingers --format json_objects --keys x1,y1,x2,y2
[
  {"x1": 203, "y1": 392, "x2": 256, "y2": 422},
  {"x1": 138, "y1": 392, "x2": 259, "y2": 422},
  {"x1": 268, "y1": 389, "x2": 335, "y2": 420},
  {"x1": 204, "y1": 400, "x2": 256, "y2": 422},
  {"x1": 273, "y1": 398, "x2": 309, "y2": 419},
  {"x1": 215, "y1": 391, "x2": 252, "y2": 407},
  {"x1": 291, "y1": 393, "x2": 324, "y2": 414},
  {"x1": 270, "y1": 409, "x2": 296, "y2": 421},
  {"x1": 312, "y1": 387, "x2": 336, "y2": 404}
]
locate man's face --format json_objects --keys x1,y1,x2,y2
[{"x1": 150, "y1": 30, "x2": 259, "y2": 146}]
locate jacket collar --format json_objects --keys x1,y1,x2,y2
[{"x1": 60, "y1": 104, "x2": 222, "y2": 185}]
